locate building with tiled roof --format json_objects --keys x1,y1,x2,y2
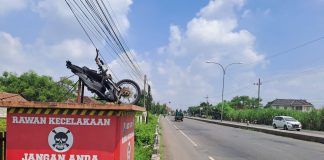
[
  {"x1": 0, "y1": 92, "x2": 27, "y2": 102},
  {"x1": 267, "y1": 99, "x2": 314, "y2": 112},
  {"x1": 0, "y1": 92, "x2": 28, "y2": 117}
]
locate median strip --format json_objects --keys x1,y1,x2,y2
[{"x1": 186, "y1": 117, "x2": 324, "y2": 144}]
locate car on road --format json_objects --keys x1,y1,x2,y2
[{"x1": 272, "y1": 116, "x2": 302, "y2": 131}]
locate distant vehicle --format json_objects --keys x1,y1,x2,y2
[
  {"x1": 175, "y1": 110, "x2": 184, "y2": 122},
  {"x1": 272, "y1": 116, "x2": 302, "y2": 131}
]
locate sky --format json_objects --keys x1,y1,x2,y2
[{"x1": 1, "y1": 0, "x2": 324, "y2": 109}]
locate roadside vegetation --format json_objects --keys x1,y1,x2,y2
[
  {"x1": 0, "y1": 119, "x2": 5, "y2": 132},
  {"x1": 0, "y1": 71, "x2": 76, "y2": 102},
  {"x1": 188, "y1": 96, "x2": 324, "y2": 131},
  {"x1": 133, "y1": 88, "x2": 168, "y2": 159},
  {"x1": 134, "y1": 114, "x2": 158, "y2": 160},
  {"x1": 227, "y1": 108, "x2": 324, "y2": 130}
]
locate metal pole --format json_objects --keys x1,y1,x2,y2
[
  {"x1": 76, "y1": 78, "x2": 81, "y2": 103},
  {"x1": 257, "y1": 78, "x2": 261, "y2": 107},
  {"x1": 80, "y1": 81, "x2": 85, "y2": 103},
  {"x1": 206, "y1": 61, "x2": 242, "y2": 122},
  {"x1": 221, "y1": 69, "x2": 225, "y2": 122}
]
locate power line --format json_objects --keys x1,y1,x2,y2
[
  {"x1": 65, "y1": 0, "x2": 145, "y2": 84},
  {"x1": 266, "y1": 36, "x2": 324, "y2": 59},
  {"x1": 211, "y1": 65, "x2": 324, "y2": 101},
  {"x1": 242, "y1": 35, "x2": 324, "y2": 67}
]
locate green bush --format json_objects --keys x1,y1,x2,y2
[
  {"x1": 0, "y1": 118, "x2": 5, "y2": 132},
  {"x1": 134, "y1": 114, "x2": 158, "y2": 160},
  {"x1": 320, "y1": 109, "x2": 324, "y2": 131}
]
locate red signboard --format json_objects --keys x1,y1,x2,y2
[{"x1": 6, "y1": 109, "x2": 134, "y2": 160}]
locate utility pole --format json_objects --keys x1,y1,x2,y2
[
  {"x1": 204, "y1": 95, "x2": 209, "y2": 117},
  {"x1": 144, "y1": 75, "x2": 146, "y2": 109},
  {"x1": 204, "y1": 95, "x2": 209, "y2": 104},
  {"x1": 144, "y1": 75, "x2": 148, "y2": 124},
  {"x1": 253, "y1": 78, "x2": 262, "y2": 107}
]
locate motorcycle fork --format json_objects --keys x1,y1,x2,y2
[{"x1": 106, "y1": 79, "x2": 121, "y2": 102}]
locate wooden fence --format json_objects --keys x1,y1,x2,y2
[{"x1": 0, "y1": 132, "x2": 5, "y2": 160}]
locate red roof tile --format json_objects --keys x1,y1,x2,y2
[{"x1": 0, "y1": 92, "x2": 27, "y2": 102}]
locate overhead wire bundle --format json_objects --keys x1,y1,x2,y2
[{"x1": 65, "y1": 0, "x2": 145, "y2": 86}]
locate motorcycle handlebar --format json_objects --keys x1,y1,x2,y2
[
  {"x1": 95, "y1": 49, "x2": 107, "y2": 74},
  {"x1": 95, "y1": 49, "x2": 100, "y2": 65},
  {"x1": 95, "y1": 49, "x2": 104, "y2": 66}
]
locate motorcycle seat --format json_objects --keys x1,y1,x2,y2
[{"x1": 82, "y1": 66, "x2": 103, "y2": 81}]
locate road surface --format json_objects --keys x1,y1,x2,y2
[{"x1": 161, "y1": 116, "x2": 324, "y2": 160}]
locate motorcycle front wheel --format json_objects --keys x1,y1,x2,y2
[{"x1": 116, "y1": 79, "x2": 141, "y2": 105}]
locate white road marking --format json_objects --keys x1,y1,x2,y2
[
  {"x1": 208, "y1": 156, "x2": 215, "y2": 160},
  {"x1": 173, "y1": 124, "x2": 198, "y2": 147}
]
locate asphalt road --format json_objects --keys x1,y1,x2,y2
[{"x1": 161, "y1": 116, "x2": 324, "y2": 160}]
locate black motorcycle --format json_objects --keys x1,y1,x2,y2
[{"x1": 66, "y1": 50, "x2": 141, "y2": 105}]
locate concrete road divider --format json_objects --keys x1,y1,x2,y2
[{"x1": 186, "y1": 116, "x2": 324, "y2": 144}]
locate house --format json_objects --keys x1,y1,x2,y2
[
  {"x1": 0, "y1": 92, "x2": 27, "y2": 102},
  {"x1": 267, "y1": 99, "x2": 314, "y2": 112},
  {"x1": 0, "y1": 92, "x2": 28, "y2": 117}
]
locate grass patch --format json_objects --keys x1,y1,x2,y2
[
  {"x1": 134, "y1": 114, "x2": 158, "y2": 160},
  {"x1": 159, "y1": 123, "x2": 164, "y2": 160}
]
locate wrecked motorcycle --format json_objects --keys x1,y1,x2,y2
[{"x1": 66, "y1": 50, "x2": 141, "y2": 105}]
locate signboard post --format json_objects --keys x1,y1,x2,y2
[{"x1": 0, "y1": 101, "x2": 144, "y2": 160}]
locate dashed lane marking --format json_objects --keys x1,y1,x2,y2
[
  {"x1": 173, "y1": 124, "x2": 198, "y2": 147},
  {"x1": 208, "y1": 156, "x2": 215, "y2": 160}
]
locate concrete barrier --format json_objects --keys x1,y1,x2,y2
[{"x1": 186, "y1": 117, "x2": 324, "y2": 144}]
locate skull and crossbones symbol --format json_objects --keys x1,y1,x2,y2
[{"x1": 51, "y1": 129, "x2": 71, "y2": 151}]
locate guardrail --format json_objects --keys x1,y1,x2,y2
[{"x1": 0, "y1": 132, "x2": 5, "y2": 160}]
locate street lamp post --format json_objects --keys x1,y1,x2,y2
[{"x1": 206, "y1": 61, "x2": 242, "y2": 121}]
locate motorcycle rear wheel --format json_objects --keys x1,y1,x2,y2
[{"x1": 116, "y1": 79, "x2": 140, "y2": 105}]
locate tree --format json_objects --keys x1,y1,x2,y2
[
  {"x1": 0, "y1": 71, "x2": 76, "y2": 102},
  {"x1": 135, "y1": 90, "x2": 169, "y2": 115},
  {"x1": 136, "y1": 90, "x2": 153, "y2": 109},
  {"x1": 188, "y1": 106, "x2": 200, "y2": 116},
  {"x1": 215, "y1": 101, "x2": 233, "y2": 119},
  {"x1": 230, "y1": 96, "x2": 261, "y2": 109}
]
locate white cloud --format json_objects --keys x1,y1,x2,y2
[
  {"x1": 108, "y1": 0, "x2": 133, "y2": 34},
  {"x1": 0, "y1": 0, "x2": 136, "y2": 81},
  {"x1": 46, "y1": 39, "x2": 95, "y2": 59},
  {"x1": 149, "y1": 0, "x2": 265, "y2": 108},
  {"x1": 0, "y1": 32, "x2": 96, "y2": 78},
  {"x1": 197, "y1": 0, "x2": 245, "y2": 20},
  {"x1": 32, "y1": 0, "x2": 72, "y2": 19},
  {"x1": 0, "y1": 0, "x2": 28, "y2": 15},
  {"x1": 31, "y1": 0, "x2": 132, "y2": 35},
  {"x1": 242, "y1": 9, "x2": 251, "y2": 18},
  {"x1": 0, "y1": 32, "x2": 27, "y2": 72}
]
